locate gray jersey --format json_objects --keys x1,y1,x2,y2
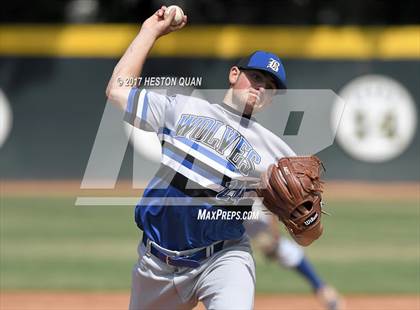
[{"x1": 125, "y1": 88, "x2": 296, "y2": 250}]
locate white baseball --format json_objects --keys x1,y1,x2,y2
[{"x1": 164, "y1": 5, "x2": 184, "y2": 26}]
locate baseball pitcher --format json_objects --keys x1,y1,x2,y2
[{"x1": 106, "y1": 6, "x2": 326, "y2": 309}]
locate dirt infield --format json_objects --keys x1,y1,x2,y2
[
  {"x1": 1, "y1": 180, "x2": 419, "y2": 201},
  {"x1": 1, "y1": 292, "x2": 419, "y2": 310}
]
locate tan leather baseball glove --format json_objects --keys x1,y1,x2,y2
[{"x1": 256, "y1": 156, "x2": 325, "y2": 246}]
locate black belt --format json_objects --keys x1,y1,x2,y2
[{"x1": 142, "y1": 235, "x2": 224, "y2": 268}]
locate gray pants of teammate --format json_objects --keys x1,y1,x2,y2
[{"x1": 129, "y1": 234, "x2": 255, "y2": 310}]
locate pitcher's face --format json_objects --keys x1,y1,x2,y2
[{"x1": 229, "y1": 67, "x2": 277, "y2": 114}]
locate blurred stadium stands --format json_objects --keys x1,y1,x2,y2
[
  {"x1": 1, "y1": 0, "x2": 419, "y2": 25},
  {"x1": 0, "y1": 1, "x2": 419, "y2": 181}
]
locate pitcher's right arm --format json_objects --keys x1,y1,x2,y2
[{"x1": 105, "y1": 6, "x2": 187, "y2": 110}]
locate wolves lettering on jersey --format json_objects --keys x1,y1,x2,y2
[
  {"x1": 175, "y1": 114, "x2": 261, "y2": 176},
  {"x1": 125, "y1": 88, "x2": 295, "y2": 250}
]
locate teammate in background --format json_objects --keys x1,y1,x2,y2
[
  {"x1": 244, "y1": 213, "x2": 342, "y2": 310},
  {"x1": 106, "y1": 6, "x2": 328, "y2": 310}
]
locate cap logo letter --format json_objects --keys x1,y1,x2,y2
[{"x1": 267, "y1": 58, "x2": 280, "y2": 72}]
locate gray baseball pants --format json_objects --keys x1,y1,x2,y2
[{"x1": 129, "y1": 234, "x2": 255, "y2": 310}]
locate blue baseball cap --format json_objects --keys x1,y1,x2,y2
[{"x1": 237, "y1": 51, "x2": 287, "y2": 89}]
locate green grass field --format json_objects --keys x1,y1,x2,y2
[{"x1": 0, "y1": 196, "x2": 418, "y2": 293}]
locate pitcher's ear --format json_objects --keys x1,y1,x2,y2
[{"x1": 229, "y1": 66, "x2": 241, "y2": 85}]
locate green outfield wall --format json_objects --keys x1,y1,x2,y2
[{"x1": 0, "y1": 25, "x2": 419, "y2": 181}]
